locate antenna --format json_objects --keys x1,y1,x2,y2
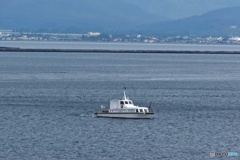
[
  {"x1": 123, "y1": 86, "x2": 127, "y2": 100},
  {"x1": 148, "y1": 101, "x2": 153, "y2": 112}
]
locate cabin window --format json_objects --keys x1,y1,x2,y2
[
  {"x1": 129, "y1": 101, "x2": 132, "y2": 104},
  {"x1": 144, "y1": 109, "x2": 148, "y2": 113},
  {"x1": 125, "y1": 101, "x2": 128, "y2": 104},
  {"x1": 136, "y1": 109, "x2": 138, "y2": 113},
  {"x1": 120, "y1": 101, "x2": 124, "y2": 104},
  {"x1": 139, "y1": 109, "x2": 143, "y2": 112}
]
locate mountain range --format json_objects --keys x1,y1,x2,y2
[
  {"x1": 0, "y1": 0, "x2": 163, "y2": 33},
  {"x1": 127, "y1": 0, "x2": 240, "y2": 19},
  {"x1": 1, "y1": 0, "x2": 240, "y2": 36},
  {"x1": 143, "y1": 6, "x2": 240, "y2": 36}
]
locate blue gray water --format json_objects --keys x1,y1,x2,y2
[
  {"x1": 1, "y1": 51, "x2": 240, "y2": 160},
  {"x1": 2, "y1": 41, "x2": 240, "y2": 51}
]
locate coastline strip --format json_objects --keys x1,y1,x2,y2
[{"x1": 0, "y1": 47, "x2": 240, "y2": 54}]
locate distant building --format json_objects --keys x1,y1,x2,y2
[
  {"x1": 230, "y1": 37, "x2": 240, "y2": 41},
  {"x1": 88, "y1": 32, "x2": 101, "y2": 36},
  {"x1": 137, "y1": 34, "x2": 141, "y2": 38},
  {"x1": 230, "y1": 25, "x2": 238, "y2": 29}
]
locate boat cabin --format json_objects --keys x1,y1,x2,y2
[{"x1": 109, "y1": 91, "x2": 150, "y2": 113}]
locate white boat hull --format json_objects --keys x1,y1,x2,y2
[{"x1": 95, "y1": 112, "x2": 154, "y2": 119}]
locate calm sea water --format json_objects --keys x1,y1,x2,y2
[
  {"x1": 1, "y1": 50, "x2": 240, "y2": 159},
  {"x1": 2, "y1": 41, "x2": 240, "y2": 51}
]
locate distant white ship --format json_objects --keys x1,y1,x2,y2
[{"x1": 95, "y1": 88, "x2": 154, "y2": 119}]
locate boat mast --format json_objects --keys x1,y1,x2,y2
[{"x1": 123, "y1": 87, "x2": 127, "y2": 100}]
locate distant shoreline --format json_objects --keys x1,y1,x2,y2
[{"x1": 0, "y1": 47, "x2": 240, "y2": 54}]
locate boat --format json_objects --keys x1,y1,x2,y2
[{"x1": 95, "y1": 89, "x2": 154, "y2": 119}]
